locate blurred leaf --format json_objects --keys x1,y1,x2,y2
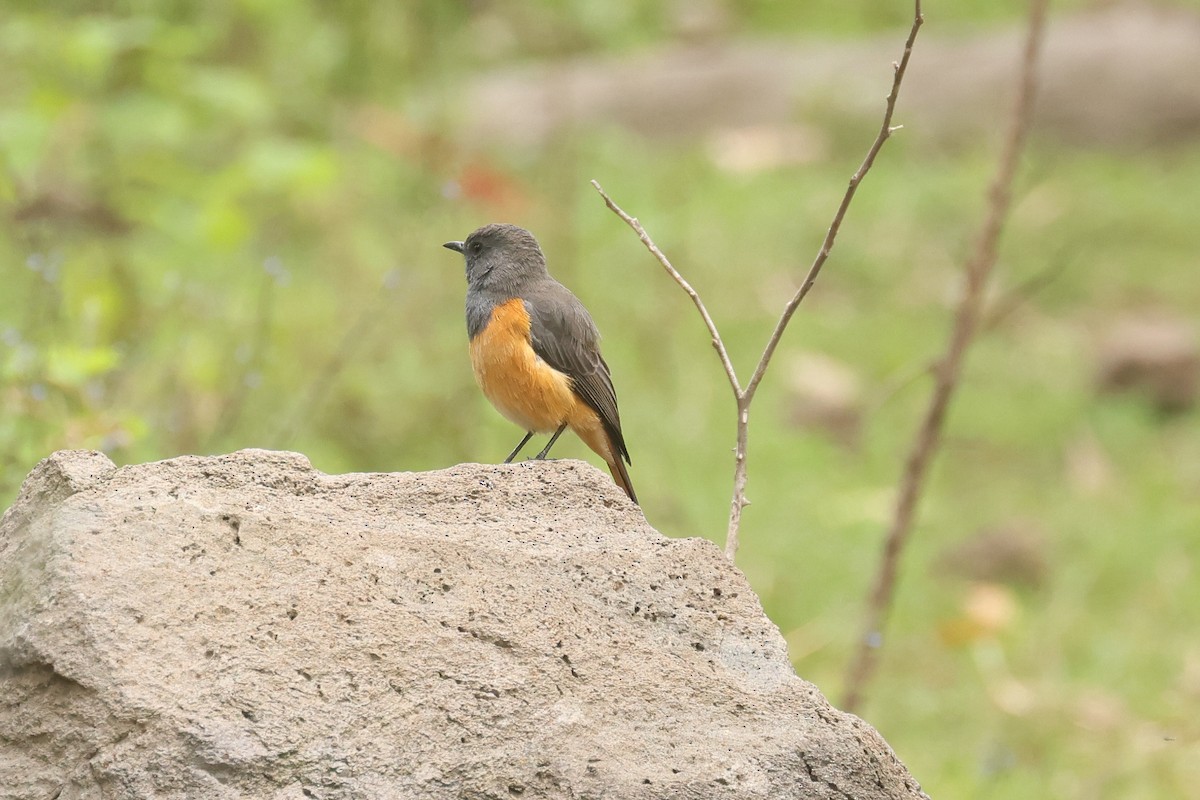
[
  {"x1": 187, "y1": 68, "x2": 273, "y2": 127},
  {"x1": 242, "y1": 138, "x2": 339, "y2": 193},
  {"x1": 44, "y1": 343, "x2": 121, "y2": 387},
  {"x1": 200, "y1": 194, "x2": 251, "y2": 249},
  {"x1": 101, "y1": 92, "x2": 191, "y2": 151}
]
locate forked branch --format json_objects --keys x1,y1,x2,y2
[
  {"x1": 745, "y1": 2, "x2": 924, "y2": 400},
  {"x1": 594, "y1": 0, "x2": 925, "y2": 561},
  {"x1": 591, "y1": 190, "x2": 741, "y2": 394}
]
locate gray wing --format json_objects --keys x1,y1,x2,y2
[{"x1": 525, "y1": 283, "x2": 631, "y2": 464}]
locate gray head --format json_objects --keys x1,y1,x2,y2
[{"x1": 443, "y1": 223, "x2": 549, "y2": 295}]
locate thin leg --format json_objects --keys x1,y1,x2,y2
[
  {"x1": 504, "y1": 432, "x2": 534, "y2": 463},
  {"x1": 534, "y1": 423, "x2": 569, "y2": 460}
]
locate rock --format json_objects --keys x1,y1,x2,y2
[
  {"x1": 1095, "y1": 313, "x2": 1200, "y2": 413},
  {"x1": 0, "y1": 450, "x2": 927, "y2": 800},
  {"x1": 1063, "y1": 430, "x2": 1116, "y2": 496},
  {"x1": 934, "y1": 521, "x2": 1049, "y2": 589},
  {"x1": 786, "y1": 352, "x2": 864, "y2": 447}
]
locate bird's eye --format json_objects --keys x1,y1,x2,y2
[{"x1": 469, "y1": 241, "x2": 483, "y2": 255}]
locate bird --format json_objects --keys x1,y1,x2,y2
[{"x1": 443, "y1": 223, "x2": 637, "y2": 504}]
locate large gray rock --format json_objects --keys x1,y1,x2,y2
[{"x1": 0, "y1": 450, "x2": 927, "y2": 799}]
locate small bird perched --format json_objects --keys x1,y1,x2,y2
[{"x1": 444, "y1": 223, "x2": 637, "y2": 504}]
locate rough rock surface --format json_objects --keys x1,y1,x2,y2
[{"x1": 0, "y1": 450, "x2": 927, "y2": 800}]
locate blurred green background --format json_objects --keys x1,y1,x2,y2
[{"x1": 3, "y1": 1, "x2": 1199, "y2": 797}]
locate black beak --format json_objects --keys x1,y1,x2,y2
[{"x1": 443, "y1": 241, "x2": 464, "y2": 253}]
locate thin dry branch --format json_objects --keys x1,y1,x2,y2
[
  {"x1": 594, "y1": 1, "x2": 925, "y2": 562},
  {"x1": 842, "y1": 0, "x2": 1049, "y2": 714},
  {"x1": 591, "y1": 182, "x2": 754, "y2": 559},
  {"x1": 744, "y1": 4, "x2": 924, "y2": 401},
  {"x1": 591, "y1": 183, "x2": 742, "y2": 394}
]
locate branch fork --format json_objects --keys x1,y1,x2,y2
[{"x1": 593, "y1": 0, "x2": 925, "y2": 562}]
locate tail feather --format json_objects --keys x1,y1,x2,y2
[
  {"x1": 569, "y1": 406, "x2": 638, "y2": 504},
  {"x1": 606, "y1": 454, "x2": 638, "y2": 505}
]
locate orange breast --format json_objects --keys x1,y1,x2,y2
[{"x1": 469, "y1": 298, "x2": 579, "y2": 434}]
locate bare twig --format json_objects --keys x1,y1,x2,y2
[
  {"x1": 867, "y1": 258, "x2": 1065, "y2": 416},
  {"x1": 594, "y1": 1, "x2": 925, "y2": 561},
  {"x1": 842, "y1": 0, "x2": 1049, "y2": 714},
  {"x1": 591, "y1": 189, "x2": 741, "y2": 394},
  {"x1": 983, "y1": 258, "x2": 1066, "y2": 331},
  {"x1": 867, "y1": 358, "x2": 939, "y2": 417},
  {"x1": 744, "y1": 4, "x2": 924, "y2": 401}
]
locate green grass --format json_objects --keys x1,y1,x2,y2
[{"x1": 3, "y1": 2, "x2": 1199, "y2": 797}]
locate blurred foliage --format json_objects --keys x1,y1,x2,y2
[{"x1": 2, "y1": 1, "x2": 1198, "y2": 798}]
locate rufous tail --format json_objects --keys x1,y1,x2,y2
[
  {"x1": 569, "y1": 409, "x2": 637, "y2": 504},
  {"x1": 606, "y1": 452, "x2": 638, "y2": 505}
]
